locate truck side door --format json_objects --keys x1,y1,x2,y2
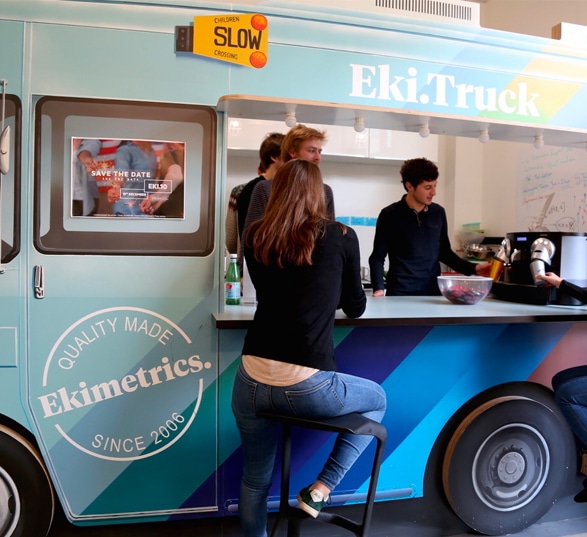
[{"x1": 26, "y1": 96, "x2": 221, "y2": 522}]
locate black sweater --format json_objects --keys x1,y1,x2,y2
[
  {"x1": 560, "y1": 280, "x2": 587, "y2": 303},
  {"x1": 242, "y1": 222, "x2": 365, "y2": 371},
  {"x1": 369, "y1": 195, "x2": 477, "y2": 296},
  {"x1": 237, "y1": 175, "x2": 265, "y2": 239}
]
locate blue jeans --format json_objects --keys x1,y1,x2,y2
[
  {"x1": 231, "y1": 364, "x2": 387, "y2": 537},
  {"x1": 553, "y1": 365, "x2": 587, "y2": 447}
]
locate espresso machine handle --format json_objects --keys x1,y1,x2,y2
[{"x1": 529, "y1": 238, "x2": 556, "y2": 286}]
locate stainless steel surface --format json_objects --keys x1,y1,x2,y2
[{"x1": 466, "y1": 243, "x2": 494, "y2": 260}]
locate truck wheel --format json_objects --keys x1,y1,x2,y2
[
  {"x1": 0, "y1": 426, "x2": 54, "y2": 537},
  {"x1": 442, "y1": 389, "x2": 574, "y2": 536}
]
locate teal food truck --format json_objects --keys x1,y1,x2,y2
[{"x1": 2, "y1": 1, "x2": 587, "y2": 536}]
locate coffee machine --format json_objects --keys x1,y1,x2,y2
[{"x1": 491, "y1": 231, "x2": 587, "y2": 306}]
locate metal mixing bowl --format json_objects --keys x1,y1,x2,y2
[{"x1": 466, "y1": 244, "x2": 494, "y2": 260}]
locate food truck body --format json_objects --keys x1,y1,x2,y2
[{"x1": 2, "y1": 1, "x2": 587, "y2": 536}]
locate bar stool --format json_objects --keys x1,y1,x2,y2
[{"x1": 257, "y1": 411, "x2": 387, "y2": 537}]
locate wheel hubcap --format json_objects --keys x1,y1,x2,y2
[
  {"x1": 0, "y1": 467, "x2": 19, "y2": 536},
  {"x1": 495, "y1": 448, "x2": 526, "y2": 485},
  {"x1": 472, "y1": 424, "x2": 549, "y2": 511}
]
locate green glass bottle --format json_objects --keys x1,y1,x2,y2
[{"x1": 225, "y1": 254, "x2": 241, "y2": 305}]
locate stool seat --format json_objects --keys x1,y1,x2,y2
[{"x1": 257, "y1": 411, "x2": 387, "y2": 537}]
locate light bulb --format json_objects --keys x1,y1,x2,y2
[
  {"x1": 228, "y1": 120, "x2": 241, "y2": 135},
  {"x1": 419, "y1": 124, "x2": 430, "y2": 138},
  {"x1": 479, "y1": 130, "x2": 490, "y2": 143},
  {"x1": 533, "y1": 135, "x2": 544, "y2": 149},
  {"x1": 354, "y1": 117, "x2": 365, "y2": 133},
  {"x1": 285, "y1": 113, "x2": 297, "y2": 127}
]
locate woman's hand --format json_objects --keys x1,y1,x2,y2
[
  {"x1": 475, "y1": 263, "x2": 492, "y2": 277},
  {"x1": 536, "y1": 272, "x2": 563, "y2": 288}
]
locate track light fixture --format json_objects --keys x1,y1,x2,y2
[
  {"x1": 284, "y1": 104, "x2": 297, "y2": 127},
  {"x1": 533, "y1": 135, "x2": 544, "y2": 149},
  {"x1": 419, "y1": 123, "x2": 430, "y2": 138},
  {"x1": 285, "y1": 112, "x2": 297, "y2": 127},
  {"x1": 478, "y1": 129, "x2": 490, "y2": 143},
  {"x1": 354, "y1": 116, "x2": 365, "y2": 133}
]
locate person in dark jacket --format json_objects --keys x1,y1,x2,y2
[
  {"x1": 232, "y1": 159, "x2": 386, "y2": 537},
  {"x1": 538, "y1": 270, "x2": 587, "y2": 502},
  {"x1": 536, "y1": 271, "x2": 587, "y2": 303},
  {"x1": 369, "y1": 157, "x2": 490, "y2": 296}
]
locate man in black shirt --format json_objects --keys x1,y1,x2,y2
[
  {"x1": 226, "y1": 132, "x2": 284, "y2": 270},
  {"x1": 369, "y1": 157, "x2": 490, "y2": 296},
  {"x1": 236, "y1": 133, "x2": 284, "y2": 242}
]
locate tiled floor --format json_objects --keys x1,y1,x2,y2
[{"x1": 49, "y1": 476, "x2": 587, "y2": 537}]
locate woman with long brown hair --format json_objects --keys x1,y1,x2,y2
[{"x1": 231, "y1": 159, "x2": 386, "y2": 537}]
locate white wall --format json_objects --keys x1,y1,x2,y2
[
  {"x1": 480, "y1": 0, "x2": 587, "y2": 39},
  {"x1": 321, "y1": 160, "x2": 404, "y2": 270},
  {"x1": 441, "y1": 137, "x2": 488, "y2": 248}
]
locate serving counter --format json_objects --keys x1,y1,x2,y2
[
  {"x1": 213, "y1": 296, "x2": 587, "y2": 328},
  {"x1": 213, "y1": 296, "x2": 587, "y2": 535}
]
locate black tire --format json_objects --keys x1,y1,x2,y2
[
  {"x1": 442, "y1": 384, "x2": 575, "y2": 536},
  {"x1": 0, "y1": 425, "x2": 54, "y2": 537}
]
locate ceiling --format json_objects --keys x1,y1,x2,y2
[{"x1": 218, "y1": 95, "x2": 587, "y2": 149}]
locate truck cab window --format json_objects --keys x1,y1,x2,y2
[{"x1": 0, "y1": 94, "x2": 21, "y2": 265}]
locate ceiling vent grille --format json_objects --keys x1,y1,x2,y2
[{"x1": 374, "y1": 0, "x2": 478, "y2": 25}]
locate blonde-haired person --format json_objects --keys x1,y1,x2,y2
[
  {"x1": 280, "y1": 123, "x2": 326, "y2": 164},
  {"x1": 242, "y1": 124, "x2": 334, "y2": 242},
  {"x1": 231, "y1": 159, "x2": 386, "y2": 537}
]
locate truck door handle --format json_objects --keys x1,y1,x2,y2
[{"x1": 34, "y1": 265, "x2": 45, "y2": 299}]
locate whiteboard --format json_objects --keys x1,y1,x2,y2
[{"x1": 516, "y1": 145, "x2": 587, "y2": 233}]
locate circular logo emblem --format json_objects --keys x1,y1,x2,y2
[{"x1": 37, "y1": 307, "x2": 211, "y2": 461}]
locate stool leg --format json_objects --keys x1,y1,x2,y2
[
  {"x1": 269, "y1": 423, "x2": 292, "y2": 537},
  {"x1": 282, "y1": 425, "x2": 302, "y2": 537},
  {"x1": 258, "y1": 413, "x2": 387, "y2": 537},
  {"x1": 358, "y1": 436, "x2": 385, "y2": 537},
  {"x1": 287, "y1": 517, "x2": 302, "y2": 537}
]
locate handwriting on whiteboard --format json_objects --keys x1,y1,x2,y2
[{"x1": 517, "y1": 145, "x2": 587, "y2": 232}]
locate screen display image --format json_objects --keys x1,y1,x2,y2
[{"x1": 72, "y1": 137, "x2": 186, "y2": 219}]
